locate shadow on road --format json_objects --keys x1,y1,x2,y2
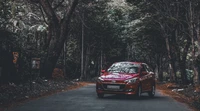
[{"x1": 98, "y1": 94, "x2": 169, "y2": 101}]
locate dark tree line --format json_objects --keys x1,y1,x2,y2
[
  {"x1": 127, "y1": 0, "x2": 200, "y2": 84},
  {"x1": 0, "y1": 0, "x2": 200, "y2": 85}
]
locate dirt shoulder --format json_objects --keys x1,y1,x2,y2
[
  {"x1": 0, "y1": 80, "x2": 92, "y2": 111},
  {"x1": 156, "y1": 82, "x2": 200, "y2": 111}
]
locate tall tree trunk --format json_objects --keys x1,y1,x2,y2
[
  {"x1": 178, "y1": 36, "x2": 191, "y2": 85},
  {"x1": 165, "y1": 36, "x2": 175, "y2": 82},
  {"x1": 170, "y1": 28, "x2": 179, "y2": 83},
  {"x1": 80, "y1": 13, "x2": 84, "y2": 80},
  {"x1": 188, "y1": 1, "x2": 198, "y2": 84},
  {"x1": 83, "y1": 47, "x2": 90, "y2": 80},
  {"x1": 194, "y1": 11, "x2": 200, "y2": 84},
  {"x1": 156, "y1": 54, "x2": 163, "y2": 82},
  {"x1": 38, "y1": 0, "x2": 79, "y2": 79},
  {"x1": 63, "y1": 42, "x2": 66, "y2": 78},
  {"x1": 158, "y1": 22, "x2": 176, "y2": 82}
]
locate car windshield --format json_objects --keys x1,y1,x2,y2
[{"x1": 107, "y1": 62, "x2": 139, "y2": 74}]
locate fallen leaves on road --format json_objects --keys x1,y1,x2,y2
[{"x1": 157, "y1": 82, "x2": 200, "y2": 111}]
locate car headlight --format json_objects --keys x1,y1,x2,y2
[
  {"x1": 97, "y1": 77, "x2": 104, "y2": 82},
  {"x1": 124, "y1": 78, "x2": 138, "y2": 84}
]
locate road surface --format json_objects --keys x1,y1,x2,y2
[{"x1": 8, "y1": 84, "x2": 192, "y2": 111}]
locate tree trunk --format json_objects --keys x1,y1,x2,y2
[
  {"x1": 63, "y1": 42, "x2": 66, "y2": 78},
  {"x1": 179, "y1": 36, "x2": 191, "y2": 85},
  {"x1": 194, "y1": 10, "x2": 200, "y2": 84},
  {"x1": 165, "y1": 36, "x2": 175, "y2": 82},
  {"x1": 80, "y1": 13, "x2": 84, "y2": 80},
  {"x1": 156, "y1": 54, "x2": 163, "y2": 82},
  {"x1": 171, "y1": 57, "x2": 177, "y2": 83},
  {"x1": 83, "y1": 47, "x2": 90, "y2": 80},
  {"x1": 39, "y1": 0, "x2": 79, "y2": 79},
  {"x1": 158, "y1": 22, "x2": 176, "y2": 82},
  {"x1": 180, "y1": 61, "x2": 188, "y2": 84},
  {"x1": 188, "y1": 1, "x2": 198, "y2": 84}
]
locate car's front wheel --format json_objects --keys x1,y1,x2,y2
[
  {"x1": 97, "y1": 93, "x2": 104, "y2": 98},
  {"x1": 136, "y1": 85, "x2": 142, "y2": 97},
  {"x1": 148, "y1": 85, "x2": 155, "y2": 97}
]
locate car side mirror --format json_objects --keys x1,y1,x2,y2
[
  {"x1": 101, "y1": 70, "x2": 106, "y2": 73},
  {"x1": 100, "y1": 70, "x2": 106, "y2": 75}
]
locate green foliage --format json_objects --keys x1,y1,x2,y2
[
  {"x1": 127, "y1": 0, "x2": 200, "y2": 84},
  {"x1": 186, "y1": 69, "x2": 194, "y2": 82},
  {"x1": 0, "y1": 0, "x2": 11, "y2": 29},
  {"x1": 163, "y1": 72, "x2": 169, "y2": 81},
  {"x1": 0, "y1": 0, "x2": 48, "y2": 82}
]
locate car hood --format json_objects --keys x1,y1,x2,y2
[{"x1": 101, "y1": 72, "x2": 139, "y2": 80}]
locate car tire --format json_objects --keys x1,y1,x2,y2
[
  {"x1": 97, "y1": 93, "x2": 104, "y2": 98},
  {"x1": 148, "y1": 85, "x2": 155, "y2": 97},
  {"x1": 136, "y1": 85, "x2": 142, "y2": 98}
]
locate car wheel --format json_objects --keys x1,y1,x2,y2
[
  {"x1": 148, "y1": 85, "x2": 155, "y2": 97},
  {"x1": 97, "y1": 93, "x2": 104, "y2": 98},
  {"x1": 136, "y1": 85, "x2": 142, "y2": 97}
]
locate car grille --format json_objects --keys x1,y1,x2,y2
[{"x1": 101, "y1": 84, "x2": 126, "y2": 91}]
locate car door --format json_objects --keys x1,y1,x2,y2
[
  {"x1": 140, "y1": 64, "x2": 149, "y2": 91},
  {"x1": 143, "y1": 64, "x2": 154, "y2": 91}
]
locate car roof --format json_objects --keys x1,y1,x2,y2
[{"x1": 114, "y1": 61, "x2": 144, "y2": 65}]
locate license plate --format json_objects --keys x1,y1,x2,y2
[{"x1": 107, "y1": 85, "x2": 120, "y2": 89}]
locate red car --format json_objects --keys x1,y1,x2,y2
[{"x1": 96, "y1": 61, "x2": 155, "y2": 98}]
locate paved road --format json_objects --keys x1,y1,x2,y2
[{"x1": 8, "y1": 84, "x2": 192, "y2": 111}]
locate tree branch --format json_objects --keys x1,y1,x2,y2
[
  {"x1": 77, "y1": 11, "x2": 90, "y2": 29},
  {"x1": 39, "y1": 0, "x2": 59, "y2": 24},
  {"x1": 61, "y1": 0, "x2": 79, "y2": 25},
  {"x1": 53, "y1": 0, "x2": 64, "y2": 10},
  {"x1": 39, "y1": 5, "x2": 48, "y2": 24}
]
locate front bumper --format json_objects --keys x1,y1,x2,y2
[{"x1": 96, "y1": 82, "x2": 139, "y2": 95}]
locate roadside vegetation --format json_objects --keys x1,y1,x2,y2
[{"x1": 0, "y1": 0, "x2": 200, "y2": 110}]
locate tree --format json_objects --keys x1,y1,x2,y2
[
  {"x1": 126, "y1": 0, "x2": 200, "y2": 85},
  {"x1": 29, "y1": 0, "x2": 79, "y2": 79},
  {"x1": 0, "y1": 0, "x2": 19, "y2": 83}
]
